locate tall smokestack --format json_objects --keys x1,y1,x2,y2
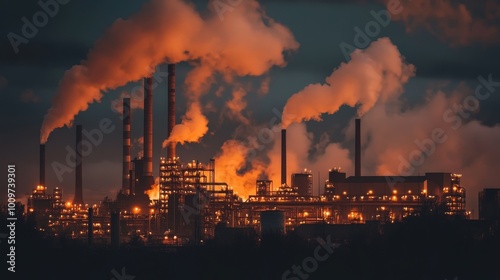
[
  {"x1": 143, "y1": 77, "x2": 154, "y2": 187},
  {"x1": 281, "y1": 129, "x2": 287, "y2": 186},
  {"x1": 355, "y1": 118, "x2": 361, "y2": 177},
  {"x1": 122, "y1": 98, "x2": 131, "y2": 192},
  {"x1": 74, "y1": 125, "x2": 84, "y2": 205},
  {"x1": 167, "y1": 64, "x2": 176, "y2": 159},
  {"x1": 39, "y1": 144, "x2": 45, "y2": 186}
]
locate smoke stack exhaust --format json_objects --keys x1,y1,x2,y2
[
  {"x1": 355, "y1": 118, "x2": 361, "y2": 177},
  {"x1": 74, "y1": 124, "x2": 84, "y2": 205},
  {"x1": 167, "y1": 64, "x2": 176, "y2": 159},
  {"x1": 143, "y1": 77, "x2": 154, "y2": 188},
  {"x1": 122, "y1": 98, "x2": 131, "y2": 192},
  {"x1": 281, "y1": 129, "x2": 287, "y2": 186},
  {"x1": 39, "y1": 144, "x2": 45, "y2": 186}
]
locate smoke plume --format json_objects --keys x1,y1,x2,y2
[
  {"x1": 40, "y1": 0, "x2": 298, "y2": 143},
  {"x1": 282, "y1": 37, "x2": 415, "y2": 127},
  {"x1": 145, "y1": 177, "x2": 160, "y2": 200},
  {"x1": 214, "y1": 139, "x2": 267, "y2": 199},
  {"x1": 162, "y1": 102, "x2": 208, "y2": 145},
  {"x1": 352, "y1": 83, "x2": 500, "y2": 215},
  {"x1": 225, "y1": 86, "x2": 250, "y2": 125},
  {"x1": 214, "y1": 123, "x2": 353, "y2": 199}
]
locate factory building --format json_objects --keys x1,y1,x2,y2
[
  {"x1": 291, "y1": 171, "x2": 313, "y2": 196},
  {"x1": 479, "y1": 188, "x2": 500, "y2": 221}
]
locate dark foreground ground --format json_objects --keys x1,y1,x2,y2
[{"x1": 2, "y1": 216, "x2": 499, "y2": 280}]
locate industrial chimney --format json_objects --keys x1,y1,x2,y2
[
  {"x1": 143, "y1": 77, "x2": 154, "y2": 188},
  {"x1": 39, "y1": 144, "x2": 45, "y2": 187},
  {"x1": 122, "y1": 98, "x2": 131, "y2": 192},
  {"x1": 167, "y1": 64, "x2": 176, "y2": 159},
  {"x1": 74, "y1": 124, "x2": 84, "y2": 205},
  {"x1": 281, "y1": 129, "x2": 287, "y2": 186},
  {"x1": 355, "y1": 118, "x2": 361, "y2": 177}
]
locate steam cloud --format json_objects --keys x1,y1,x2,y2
[
  {"x1": 282, "y1": 38, "x2": 415, "y2": 127},
  {"x1": 40, "y1": 0, "x2": 298, "y2": 143},
  {"x1": 214, "y1": 123, "x2": 353, "y2": 199},
  {"x1": 214, "y1": 139, "x2": 267, "y2": 199},
  {"x1": 354, "y1": 85, "x2": 500, "y2": 214}
]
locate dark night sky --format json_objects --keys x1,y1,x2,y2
[{"x1": 1, "y1": 0, "x2": 499, "y2": 217}]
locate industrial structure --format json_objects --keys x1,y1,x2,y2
[
  {"x1": 479, "y1": 188, "x2": 500, "y2": 221},
  {"x1": 27, "y1": 64, "x2": 470, "y2": 245}
]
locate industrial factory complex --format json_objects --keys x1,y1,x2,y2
[{"x1": 25, "y1": 65, "x2": 497, "y2": 246}]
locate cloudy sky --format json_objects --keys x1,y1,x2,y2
[{"x1": 1, "y1": 0, "x2": 499, "y2": 217}]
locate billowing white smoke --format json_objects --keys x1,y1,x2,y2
[{"x1": 282, "y1": 37, "x2": 415, "y2": 127}]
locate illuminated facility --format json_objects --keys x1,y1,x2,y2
[{"x1": 27, "y1": 65, "x2": 469, "y2": 244}]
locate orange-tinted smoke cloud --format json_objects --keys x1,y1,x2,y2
[
  {"x1": 40, "y1": 0, "x2": 298, "y2": 143},
  {"x1": 162, "y1": 102, "x2": 208, "y2": 146},
  {"x1": 145, "y1": 177, "x2": 160, "y2": 200},
  {"x1": 225, "y1": 87, "x2": 250, "y2": 125},
  {"x1": 214, "y1": 123, "x2": 353, "y2": 199},
  {"x1": 214, "y1": 140, "x2": 267, "y2": 199},
  {"x1": 357, "y1": 84, "x2": 500, "y2": 216},
  {"x1": 282, "y1": 37, "x2": 415, "y2": 128},
  {"x1": 386, "y1": 0, "x2": 500, "y2": 46}
]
